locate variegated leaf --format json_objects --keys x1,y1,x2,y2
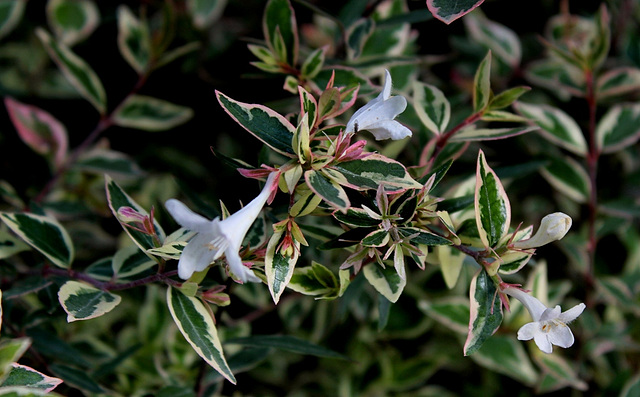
[
  {"x1": 463, "y1": 269, "x2": 503, "y2": 355},
  {"x1": 167, "y1": 287, "x2": 236, "y2": 384},
  {"x1": 412, "y1": 81, "x2": 450, "y2": 135},
  {"x1": 112, "y1": 95, "x2": 193, "y2": 132},
  {"x1": 265, "y1": 223, "x2": 300, "y2": 304},
  {"x1": 36, "y1": 28, "x2": 106, "y2": 114},
  {"x1": 418, "y1": 296, "x2": 469, "y2": 334},
  {"x1": 304, "y1": 169, "x2": 350, "y2": 210},
  {"x1": 187, "y1": 0, "x2": 227, "y2": 30},
  {"x1": 262, "y1": 0, "x2": 298, "y2": 65},
  {"x1": 47, "y1": 0, "x2": 99, "y2": 46},
  {"x1": 0, "y1": 0, "x2": 25, "y2": 40},
  {"x1": 474, "y1": 150, "x2": 510, "y2": 249},
  {"x1": 471, "y1": 335, "x2": 538, "y2": 385},
  {"x1": 464, "y1": 10, "x2": 521, "y2": 67},
  {"x1": 540, "y1": 155, "x2": 590, "y2": 203},
  {"x1": 116, "y1": 5, "x2": 150, "y2": 73},
  {"x1": 1, "y1": 364, "x2": 63, "y2": 393},
  {"x1": 596, "y1": 103, "x2": 640, "y2": 153},
  {"x1": 0, "y1": 226, "x2": 30, "y2": 260},
  {"x1": 596, "y1": 67, "x2": 640, "y2": 100},
  {"x1": 0, "y1": 212, "x2": 73, "y2": 268},
  {"x1": 436, "y1": 245, "x2": 465, "y2": 289},
  {"x1": 331, "y1": 154, "x2": 422, "y2": 192},
  {"x1": 57, "y1": 281, "x2": 121, "y2": 322},
  {"x1": 363, "y1": 263, "x2": 406, "y2": 303},
  {"x1": 0, "y1": 338, "x2": 31, "y2": 379},
  {"x1": 451, "y1": 125, "x2": 537, "y2": 142},
  {"x1": 426, "y1": 0, "x2": 484, "y2": 25},
  {"x1": 473, "y1": 51, "x2": 492, "y2": 112},
  {"x1": 514, "y1": 102, "x2": 587, "y2": 156},
  {"x1": 112, "y1": 245, "x2": 156, "y2": 279}
]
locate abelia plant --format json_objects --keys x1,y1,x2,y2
[{"x1": 0, "y1": 0, "x2": 638, "y2": 395}]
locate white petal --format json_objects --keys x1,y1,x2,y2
[
  {"x1": 548, "y1": 325, "x2": 575, "y2": 348},
  {"x1": 177, "y1": 233, "x2": 215, "y2": 279},
  {"x1": 367, "y1": 120, "x2": 412, "y2": 140},
  {"x1": 533, "y1": 332, "x2": 553, "y2": 354},
  {"x1": 346, "y1": 98, "x2": 381, "y2": 133},
  {"x1": 540, "y1": 305, "x2": 562, "y2": 322},
  {"x1": 225, "y1": 248, "x2": 260, "y2": 283},
  {"x1": 558, "y1": 302, "x2": 586, "y2": 323},
  {"x1": 380, "y1": 69, "x2": 392, "y2": 100},
  {"x1": 517, "y1": 322, "x2": 539, "y2": 341},
  {"x1": 165, "y1": 199, "x2": 212, "y2": 233}
]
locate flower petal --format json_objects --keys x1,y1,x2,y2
[
  {"x1": 548, "y1": 324, "x2": 575, "y2": 348},
  {"x1": 533, "y1": 331, "x2": 553, "y2": 354},
  {"x1": 380, "y1": 69, "x2": 392, "y2": 100},
  {"x1": 540, "y1": 305, "x2": 562, "y2": 322},
  {"x1": 367, "y1": 120, "x2": 412, "y2": 140},
  {"x1": 225, "y1": 248, "x2": 261, "y2": 283},
  {"x1": 165, "y1": 199, "x2": 212, "y2": 233},
  {"x1": 517, "y1": 322, "x2": 539, "y2": 341},
  {"x1": 558, "y1": 302, "x2": 586, "y2": 323},
  {"x1": 177, "y1": 233, "x2": 216, "y2": 279},
  {"x1": 504, "y1": 287, "x2": 547, "y2": 321}
]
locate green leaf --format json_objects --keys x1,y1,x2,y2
[
  {"x1": 167, "y1": 287, "x2": 236, "y2": 384},
  {"x1": 412, "y1": 81, "x2": 450, "y2": 135},
  {"x1": 265, "y1": 224, "x2": 300, "y2": 304},
  {"x1": 397, "y1": 227, "x2": 452, "y2": 246},
  {"x1": 473, "y1": 51, "x2": 492, "y2": 112},
  {"x1": 463, "y1": 269, "x2": 503, "y2": 356},
  {"x1": 0, "y1": 0, "x2": 25, "y2": 40},
  {"x1": 105, "y1": 175, "x2": 165, "y2": 252},
  {"x1": 57, "y1": 280, "x2": 121, "y2": 322},
  {"x1": 487, "y1": 86, "x2": 530, "y2": 111},
  {"x1": 36, "y1": 28, "x2": 106, "y2": 114},
  {"x1": 426, "y1": 0, "x2": 484, "y2": 25},
  {"x1": 533, "y1": 352, "x2": 588, "y2": 391},
  {"x1": 187, "y1": 0, "x2": 227, "y2": 30},
  {"x1": 0, "y1": 387, "x2": 63, "y2": 396},
  {"x1": 287, "y1": 266, "x2": 334, "y2": 297},
  {"x1": 331, "y1": 154, "x2": 422, "y2": 192},
  {"x1": 301, "y1": 46, "x2": 326, "y2": 79},
  {"x1": 363, "y1": 264, "x2": 405, "y2": 303},
  {"x1": 346, "y1": 18, "x2": 374, "y2": 60},
  {"x1": 464, "y1": 10, "x2": 521, "y2": 67},
  {"x1": 596, "y1": 67, "x2": 640, "y2": 100},
  {"x1": 305, "y1": 169, "x2": 350, "y2": 210},
  {"x1": 292, "y1": 113, "x2": 311, "y2": 164},
  {"x1": 620, "y1": 373, "x2": 640, "y2": 397},
  {"x1": 540, "y1": 155, "x2": 590, "y2": 203},
  {"x1": 116, "y1": 5, "x2": 150, "y2": 73},
  {"x1": 298, "y1": 87, "x2": 318, "y2": 129},
  {"x1": 361, "y1": 229, "x2": 390, "y2": 247},
  {"x1": 474, "y1": 150, "x2": 510, "y2": 248},
  {"x1": 596, "y1": 103, "x2": 640, "y2": 154},
  {"x1": 0, "y1": 212, "x2": 73, "y2": 268},
  {"x1": 435, "y1": 245, "x2": 465, "y2": 289},
  {"x1": 49, "y1": 364, "x2": 103, "y2": 394},
  {"x1": 112, "y1": 244, "x2": 156, "y2": 279},
  {"x1": 262, "y1": 0, "x2": 298, "y2": 65},
  {"x1": 74, "y1": 148, "x2": 142, "y2": 177},
  {"x1": 225, "y1": 335, "x2": 349, "y2": 360},
  {"x1": 1, "y1": 364, "x2": 62, "y2": 393},
  {"x1": 333, "y1": 208, "x2": 380, "y2": 228},
  {"x1": 471, "y1": 335, "x2": 538, "y2": 385},
  {"x1": 216, "y1": 91, "x2": 296, "y2": 157},
  {"x1": 524, "y1": 59, "x2": 585, "y2": 99},
  {"x1": 5, "y1": 96, "x2": 68, "y2": 171},
  {"x1": 289, "y1": 188, "x2": 322, "y2": 218},
  {"x1": 418, "y1": 296, "x2": 469, "y2": 334},
  {"x1": 47, "y1": 0, "x2": 99, "y2": 47},
  {"x1": 450, "y1": 125, "x2": 537, "y2": 142},
  {"x1": 0, "y1": 338, "x2": 31, "y2": 380},
  {"x1": 0, "y1": 226, "x2": 30, "y2": 260},
  {"x1": 112, "y1": 95, "x2": 193, "y2": 132},
  {"x1": 514, "y1": 102, "x2": 587, "y2": 156}
]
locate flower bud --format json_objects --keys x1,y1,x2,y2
[{"x1": 511, "y1": 212, "x2": 572, "y2": 249}]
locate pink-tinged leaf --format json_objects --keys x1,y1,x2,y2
[
  {"x1": 427, "y1": 0, "x2": 485, "y2": 25},
  {"x1": 5, "y1": 363, "x2": 64, "y2": 392},
  {"x1": 5, "y1": 97, "x2": 68, "y2": 170}
]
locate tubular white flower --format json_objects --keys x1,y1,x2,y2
[
  {"x1": 512, "y1": 212, "x2": 572, "y2": 249},
  {"x1": 345, "y1": 69, "x2": 412, "y2": 140},
  {"x1": 165, "y1": 172, "x2": 278, "y2": 282},
  {"x1": 504, "y1": 287, "x2": 585, "y2": 354}
]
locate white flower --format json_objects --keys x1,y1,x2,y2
[
  {"x1": 165, "y1": 172, "x2": 278, "y2": 282},
  {"x1": 504, "y1": 287, "x2": 585, "y2": 354},
  {"x1": 512, "y1": 212, "x2": 572, "y2": 250},
  {"x1": 345, "y1": 69, "x2": 412, "y2": 140}
]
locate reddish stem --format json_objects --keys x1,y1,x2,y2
[{"x1": 43, "y1": 267, "x2": 181, "y2": 291}]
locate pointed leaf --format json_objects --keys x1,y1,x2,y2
[
  {"x1": 287, "y1": 266, "x2": 334, "y2": 296},
  {"x1": 187, "y1": 0, "x2": 227, "y2": 30},
  {"x1": 112, "y1": 245, "x2": 156, "y2": 279},
  {"x1": 216, "y1": 91, "x2": 296, "y2": 157},
  {"x1": 0, "y1": 226, "x2": 29, "y2": 260},
  {"x1": 412, "y1": 81, "x2": 450, "y2": 135},
  {"x1": 418, "y1": 297, "x2": 469, "y2": 334},
  {"x1": 331, "y1": 154, "x2": 422, "y2": 192},
  {"x1": 116, "y1": 5, "x2": 150, "y2": 73},
  {"x1": 363, "y1": 263, "x2": 405, "y2": 303},
  {"x1": 4, "y1": 97, "x2": 68, "y2": 170},
  {"x1": 301, "y1": 46, "x2": 326, "y2": 79},
  {"x1": 450, "y1": 125, "x2": 537, "y2": 142},
  {"x1": 57, "y1": 281, "x2": 121, "y2": 322},
  {"x1": 36, "y1": 28, "x2": 106, "y2": 114},
  {"x1": 464, "y1": 10, "x2": 521, "y2": 67},
  {"x1": 112, "y1": 95, "x2": 193, "y2": 131},
  {"x1": 436, "y1": 245, "x2": 465, "y2": 289},
  {"x1": 533, "y1": 352, "x2": 588, "y2": 391},
  {"x1": 474, "y1": 150, "x2": 510, "y2": 248},
  {"x1": 263, "y1": 0, "x2": 298, "y2": 65},
  {"x1": 524, "y1": 59, "x2": 585, "y2": 99},
  {"x1": 426, "y1": 0, "x2": 484, "y2": 24},
  {"x1": 74, "y1": 148, "x2": 142, "y2": 177},
  {"x1": 596, "y1": 67, "x2": 640, "y2": 100},
  {"x1": 105, "y1": 175, "x2": 165, "y2": 252},
  {"x1": 1, "y1": 363, "x2": 63, "y2": 392},
  {"x1": 473, "y1": 51, "x2": 492, "y2": 112},
  {"x1": 48, "y1": 364, "x2": 103, "y2": 394},
  {"x1": 167, "y1": 287, "x2": 236, "y2": 384},
  {"x1": 514, "y1": 102, "x2": 587, "y2": 156},
  {"x1": 346, "y1": 18, "x2": 374, "y2": 60},
  {"x1": 265, "y1": 225, "x2": 300, "y2": 304},
  {"x1": 0, "y1": 338, "x2": 30, "y2": 379},
  {"x1": 463, "y1": 269, "x2": 503, "y2": 355},
  {"x1": 47, "y1": 0, "x2": 99, "y2": 46},
  {"x1": 225, "y1": 335, "x2": 349, "y2": 360},
  {"x1": 298, "y1": 87, "x2": 318, "y2": 129},
  {"x1": 333, "y1": 208, "x2": 380, "y2": 228},
  {"x1": 305, "y1": 169, "x2": 350, "y2": 210},
  {"x1": 0, "y1": 0, "x2": 25, "y2": 40},
  {"x1": 596, "y1": 103, "x2": 640, "y2": 153},
  {"x1": 540, "y1": 155, "x2": 590, "y2": 203},
  {"x1": 0, "y1": 212, "x2": 73, "y2": 268},
  {"x1": 487, "y1": 86, "x2": 530, "y2": 111},
  {"x1": 361, "y1": 229, "x2": 390, "y2": 247}
]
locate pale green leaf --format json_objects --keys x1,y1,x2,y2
[
  {"x1": 57, "y1": 280, "x2": 121, "y2": 322},
  {"x1": 363, "y1": 264, "x2": 405, "y2": 303},
  {"x1": 47, "y1": 0, "x2": 99, "y2": 46}
]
